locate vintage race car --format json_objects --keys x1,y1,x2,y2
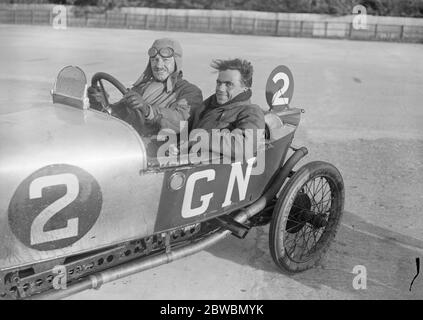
[{"x1": 0, "y1": 65, "x2": 344, "y2": 299}]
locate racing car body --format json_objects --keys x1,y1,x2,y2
[{"x1": 0, "y1": 66, "x2": 344, "y2": 299}]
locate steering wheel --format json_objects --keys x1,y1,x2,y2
[
  {"x1": 91, "y1": 72, "x2": 128, "y2": 115},
  {"x1": 91, "y1": 72, "x2": 146, "y2": 134}
]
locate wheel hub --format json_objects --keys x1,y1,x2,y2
[
  {"x1": 286, "y1": 193, "x2": 311, "y2": 233},
  {"x1": 285, "y1": 192, "x2": 328, "y2": 234}
]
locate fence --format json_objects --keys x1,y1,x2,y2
[{"x1": 1, "y1": 9, "x2": 423, "y2": 42}]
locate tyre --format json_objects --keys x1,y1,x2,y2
[{"x1": 269, "y1": 161, "x2": 344, "y2": 273}]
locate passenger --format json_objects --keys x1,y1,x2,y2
[
  {"x1": 192, "y1": 58, "x2": 265, "y2": 162},
  {"x1": 87, "y1": 38, "x2": 203, "y2": 136}
]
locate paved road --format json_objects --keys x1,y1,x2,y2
[{"x1": 1, "y1": 25, "x2": 423, "y2": 299}]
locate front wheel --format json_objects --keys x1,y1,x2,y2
[{"x1": 269, "y1": 161, "x2": 344, "y2": 273}]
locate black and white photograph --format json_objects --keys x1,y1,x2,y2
[{"x1": 0, "y1": 0, "x2": 422, "y2": 302}]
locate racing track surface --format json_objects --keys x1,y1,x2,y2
[{"x1": 1, "y1": 25, "x2": 423, "y2": 299}]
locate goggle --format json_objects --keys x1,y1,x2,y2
[{"x1": 148, "y1": 47, "x2": 174, "y2": 58}]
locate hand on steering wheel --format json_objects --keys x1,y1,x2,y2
[
  {"x1": 87, "y1": 85, "x2": 109, "y2": 111},
  {"x1": 90, "y1": 72, "x2": 128, "y2": 115},
  {"x1": 123, "y1": 91, "x2": 150, "y2": 117},
  {"x1": 90, "y1": 72, "x2": 146, "y2": 134}
]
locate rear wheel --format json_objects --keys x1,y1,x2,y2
[{"x1": 269, "y1": 161, "x2": 344, "y2": 273}]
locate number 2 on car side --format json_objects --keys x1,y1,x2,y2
[{"x1": 8, "y1": 164, "x2": 102, "y2": 251}]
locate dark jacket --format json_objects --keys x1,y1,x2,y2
[{"x1": 192, "y1": 90, "x2": 265, "y2": 160}]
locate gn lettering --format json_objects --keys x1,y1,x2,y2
[{"x1": 182, "y1": 158, "x2": 255, "y2": 218}]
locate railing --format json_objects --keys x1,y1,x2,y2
[{"x1": 1, "y1": 9, "x2": 423, "y2": 42}]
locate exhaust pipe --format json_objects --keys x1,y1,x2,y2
[{"x1": 31, "y1": 147, "x2": 308, "y2": 300}]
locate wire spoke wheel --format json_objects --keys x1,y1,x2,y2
[{"x1": 269, "y1": 161, "x2": 344, "y2": 273}]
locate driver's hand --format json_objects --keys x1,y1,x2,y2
[
  {"x1": 87, "y1": 85, "x2": 108, "y2": 110},
  {"x1": 123, "y1": 90, "x2": 150, "y2": 117}
]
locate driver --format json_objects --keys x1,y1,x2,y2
[{"x1": 87, "y1": 38, "x2": 203, "y2": 137}]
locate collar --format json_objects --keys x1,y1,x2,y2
[{"x1": 207, "y1": 89, "x2": 252, "y2": 109}]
